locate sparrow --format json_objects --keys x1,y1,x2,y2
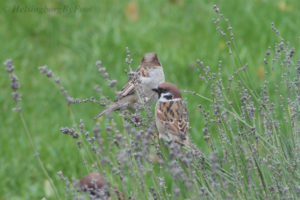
[
  {"x1": 95, "y1": 53, "x2": 165, "y2": 119},
  {"x1": 152, "y1": 82, "x2": 190, "y2": 147}
]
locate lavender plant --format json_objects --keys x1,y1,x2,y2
[
  {"x1": 3, "y1": 60, "x2": 61, "y2": 200},
  {"x1": 52, "y1": 28, "x2": 299, "y2": 198},
  {"x1": 3, "y1": 5, "x2": 299, "y2": 200}
]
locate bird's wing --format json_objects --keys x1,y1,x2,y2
[
  {"x1": 94, "y1": 94, "x2": 136, "y2": 119},
  {"x1": 117, "y1": 80, "x2": 135, "y2": 100},
  {"x1": 115, "y1": 65, "x2": 149, "y2": 101},
  {"x1": 156, "y1": 100, "x2": 189, "y2": 145}
]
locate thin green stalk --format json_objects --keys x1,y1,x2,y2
[
  {"x1": 185, "y1": 90, "x2": 279, "y2": 153},
  {"x1": 67, "y1": 105, "x2": 97, "y2": 172},
  {"x1": 19, "y1": 112, "x2": 61, "y2": 200}
]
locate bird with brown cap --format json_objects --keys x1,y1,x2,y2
[{"x1": 152, "y1": 82, "x2": 190, "y2": 147}]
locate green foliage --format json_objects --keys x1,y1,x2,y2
[{"x1": 0, "y1": 0, "x2": 299, "y2": 199}]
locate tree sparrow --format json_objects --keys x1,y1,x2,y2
[
  {"x1": 152, "y1": 82, "x2": 190, "y2": 147},
  {"x1": 95, "y1": 53, "x2": 165, "y2": 119}
]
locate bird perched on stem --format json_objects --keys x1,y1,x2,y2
[
  {"x1": 152, "y1": 82, "x2": 190, "y2": 147},
  {"x1": 95, "y1": 53, "x2": 165, "y2": 119},
  {"x1": 152, "y1": 87, "x2": 234, "y2": 178}
]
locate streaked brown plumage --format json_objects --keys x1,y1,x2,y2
[
  {"x1": 94, "y1": 53, "x2": 165, "y2": 119},
  {"x1": 116, "y1": 53, "x2": 162, "y2": 99},
  {"x1": 153, "y1": 82, "x2": 190, "y2": 147}
]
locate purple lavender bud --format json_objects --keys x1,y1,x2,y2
[
  {"x1": 220, "y1": 31, "x2": 226, "y2": 36},
  {"x1": 67, "y1": 97, "x2": 75, "y2": 104},
  {"x1": 77, "y1": 141, "x2": 81, "y2": 148},
  {"x1": 38, "y1": 66, "x2": 48, "y2": 74},
  {"x1": 98, "y1": 67, "x2": 106, "y2": 73},
  {"x1": 57, "y1": 171, "x2": 63, "y2": 177},
  {"x1": 10, "y1": 74, "x2": 19, "y2": 90},
  {"x1": 11, "y1": 92, "x2": 21, "y2": 101},
  {"x1": 6, "y1": 65, "x2": 15, "y2": 73},
  {"x1": 204, "y1": 135, "x2": 210, "y2": 141},
  {"x1": 60, "y1": 127, "x2": 71, "y2": 134},
  {"x1": 11, "y1": 82, "x2": 19, "y2": 91},
  {"x1": 46, "y1": 70, "x2": 53, "y2": 78},
  {"x1": 96, "y1": 61, "x2": 102, "y2": 67},
  {"x1": 109, "y1": 80, "x2": 117, "y2": 88},
  {"x1": 289, "y1": 48, "x2": 295, "y2": 58},
  {"x1": 4, "y1": 59, "x2": 12, "y2": 67},
  {"x1": 102, "y1": 72, "x2": 109, "y2": 79},
  {"x1": 54, "y1": 77, "x2": 60, "y2": 84},
  {"x1": 10, "y1": 73, "x2": 18, "y2": 82},
  {"x1": 213, "y1": 5, "x2": 219, "y2": 13}
]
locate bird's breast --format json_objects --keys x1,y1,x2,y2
[{"x1": 140, "y1": 68, "x2": 165, "y2": 97}]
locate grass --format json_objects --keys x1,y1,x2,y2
[{"x1": 0, "y1": 0, "x2": 300, "y2": 199}]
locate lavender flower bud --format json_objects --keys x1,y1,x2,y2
[
  {"x1": 46, "y1": 70, "x2": 53, "y2": 78},
  {"x1": 4, "y1": 59, "x2": 12, "y2": 67},
  {"x1": 96, "y1": 61, "x2": 102, "y2": 67},
  {"x1": 98, "y1": 67, "x2": 106, "y2": 73},
  {"x1": 109, "y1": 80, "x2": 117, "y2": 88},
  {"x1": 38, "y1": 66, "x2": 48, "y2": 74},
  {"x1": 6, "y1": 65, "x2": 15, "y2": 73},
  {"x1": 11, "y1": 92, "x2": 22, "y2": 101}
]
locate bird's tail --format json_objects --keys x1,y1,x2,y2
[{"x1": 94, "y1": 102, "x2": 120, "y2": 120}]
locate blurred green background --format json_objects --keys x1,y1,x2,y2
[{"x1": 0, "y1": 0, "x2": 299, "y2": 199}]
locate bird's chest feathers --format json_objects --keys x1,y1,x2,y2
[
  {"x1": 156, "y1": 100, "x2": 182, "y2": 120},
  {"x1": 140, "y1": 68, "x2": 165, "y2": 94}
]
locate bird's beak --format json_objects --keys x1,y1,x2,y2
[{"x1": 152, "y1": 88, "x2": 159, "y2": 93}]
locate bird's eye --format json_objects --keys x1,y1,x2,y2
[
  {"x1": 160, "y1": 88, "x2": 167, "y2": 93},
  {"x1": 164, "y1": 95, "x2": 172, "y2": 100}
]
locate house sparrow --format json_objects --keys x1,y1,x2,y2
[
  {"x1": 152, "y1": 82, "x2": 190, "y2": 147},
  {"x1": 95, "y1": 53, "x2": 165, "y2": 119}
]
